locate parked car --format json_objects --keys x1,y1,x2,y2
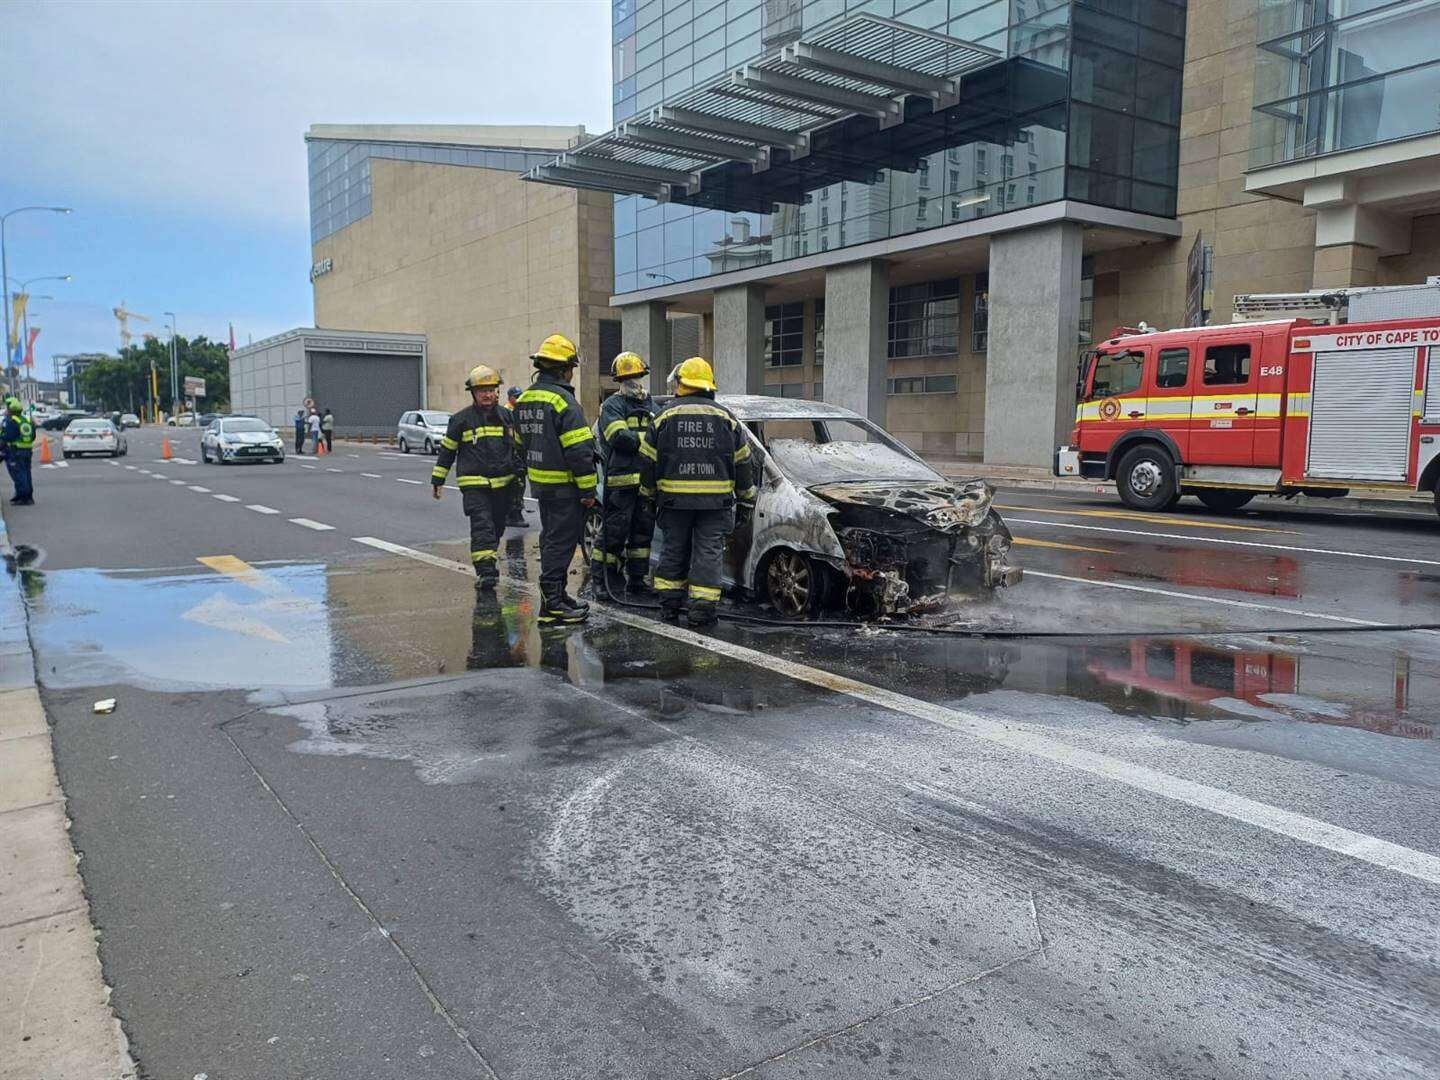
[
  {"x1": 61, "y1": 418, "x2": 127, "y2": 459},
  {"x1": 396, "y1": 410, "x2": 452, "y2": 454},
  {"x1": 42, "y1": 409, "x2": 91, "y2": 431},
  {"x1": 197, "y1": 412, "x2": 220, "y2": 428},
  {"x1": 119, "y1": 413, "x2": 140, "y2": 428},
  {"x1": 201, "y1": 416, "x2": 285, "y2": 464},
  {"x1": 587, "y1": 396, "x2": 1021, "y2": 619}
]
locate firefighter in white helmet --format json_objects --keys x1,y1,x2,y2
[
  {"x1": 432, "y1": 364, "x2": 521, "y2": 591},
  {"x1": 592, "y1": 350, "x2": 657, "y2": 592}
]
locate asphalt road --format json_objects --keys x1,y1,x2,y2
[{"x1": 6, "y1": 426, "x2": 1439, "y2": 1079}]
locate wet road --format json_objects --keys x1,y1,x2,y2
[{"x1": 6, "y1": 427, "x2": 1439, "y2": 1079}]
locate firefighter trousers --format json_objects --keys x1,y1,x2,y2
[
  {"x1": 537, "y1": 495, "x2": 586, "y2": 602},
  {"x1": 596, "y1": 486, "x2": 655, "y2": 580},
  {"x1": 654, "y1": 506, "x2": 732, "y2": 621},
  {"x1": 463, "y1": 487, "x2": 511, "y2": 583}
]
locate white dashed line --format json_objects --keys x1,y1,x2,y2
[
  {"x1": 353, "y1": 534, "x2": 1440, "y2": 889},
  {"x1": 247, "y1": 504, "x2": 280, "y2": 514},
  {"x1": 326, "y1": 467, "x2": 342, "y2": 473},
  {"x1": 212, "y1": 494, "x2": 240, "y2": 503},
  {"x1": 151, "y1": 474, "x2": 169, "y2": 480},
  {"x1": 169, "y1": 479, "x2": 186, "y2": 485},
  {"x1": 361, "y1": 472, "x2": 382, "y2": 478},
  {"x1": 124, "y1": 465, "x2": 138, "y2": 470},
  {"x1": 289, "y1": 517, "x2": 334, "y2": 531},
  {"x1": 395, "y1": 478, "x2": 423, "y2": 485},
  {"x1": 299, "y1": 464, "x2": 317, "y2": 470},
  {"x1": 137, "y1": 469, "x2": 151, "y2": 475},
  {"x1": 188, "y1": 486, "x2": 211, "y2": 493}
]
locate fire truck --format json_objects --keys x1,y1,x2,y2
[{"x1": 1055, "y1": 286, "x2": 1440, "y2": 518}]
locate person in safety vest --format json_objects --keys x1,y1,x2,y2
[
  {"x1": 592, "y1": 351, "x2": 656, "y2": 593},
  {"x1": 638, "y1": 357, "x2": 756, "y2": 626},
  {"x1": 432, "y1": 365, "x2": 520, "y2": 591},
  {"x1": 513, "y1": 333, "x2": 597, "y2": 625},
  {"x1": 1, "y1": 397, "x2": 36, "y2": 506},
  {"x1": 502, "y1": 386, "x2": 527, "y2": 526}
]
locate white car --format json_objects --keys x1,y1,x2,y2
[
  {"x1": 62, "y1": 418, "x2": 127, "y2": 459},
  {"x1": 201, "y1": 416, "x2": 285, "y2": 464},
  {"x1": 168, "y1": 413, "x2": 197, "y2": 427},
  {"x1": 396, "y1": 410, "x2": 451, "y2": 454}
]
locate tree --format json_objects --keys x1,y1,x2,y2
[{"x1": 78, "y1": 334, "x2": 232, "y2": 413}]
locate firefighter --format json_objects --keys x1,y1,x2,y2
[
  {"x1": 431, "y1": 365, "x2": 519, "y2": 591},
  {"x1": 592, "y1": 351, "x2": 656, "y2": 593},
  {"x1": 513, "y1": 333, "x2": 597, "y2": 625},
  {"x1": 1, "y1": 397, "x2": 36, "y2": 506},
  {"x1": 502, "y1": 385, "x2": 527, "y2": 527},
  {"x1": 638, "y1": 357, "x2": 756, "y2": 627}
]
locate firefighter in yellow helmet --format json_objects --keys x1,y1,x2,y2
[
  {"x1": 513, "y1": 333, "x2": 597, "y2": 624},
  {"x1": 592, "y1": 350, "x2": 657, "y2": 592},
  {"x1": 431, "y1": 364, "x2": 521, "y2": 591},
  {"x1": 637, "y1": 357, "x2": 756, "y2": 626}
]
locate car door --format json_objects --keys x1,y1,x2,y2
[{"x1": 1189, "y1": 334, "x2": 1261, "y2": 465}]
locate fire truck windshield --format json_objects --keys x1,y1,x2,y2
[{"x1": 1088, "y1": 350, "x2": 1144, "y2": 400}]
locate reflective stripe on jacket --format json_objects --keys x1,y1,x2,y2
[
  {"x1": 1, "y1": 416, "x2": 34, "y2": 452},
  {"x1": 513, "y1": 373, "x2": 597, "y2": 495},
  {"x1": 638, "y1": 393, "x2": 756, "y2": 510},
  {"x1": 597, "y1": 391, "x2": 654, "y2": 489},
  {"x1": 432, "y1": 403, "x2": 517, "y2": 488}
]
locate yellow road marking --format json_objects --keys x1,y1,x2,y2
[
  {"x1": 196, "y1": 554, "x2": 287, "y2": 596},
  {"x1": 1011, "y1": 537, "x2": 1117, "y2": 555},
  {"x1": 995, "y1": 504, "x2": 1295, "y2": 535}
]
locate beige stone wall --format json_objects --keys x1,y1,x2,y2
[
  {"x1": 312, "y1": 159, "x2": 613, "y2": 416},
  {"x1": 1379, "y1": 213, "x2": 1440, "y2": 285}
]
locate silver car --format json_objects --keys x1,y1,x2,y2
[
  {"x1": 397, "y1": 410, "x2": 451, "y2": 455},
  {"x1": 61, "y1": 418, "x2": 127, "y2": 459},
  {"x1": 201, "y1": 416, "x2": 286, "y2": 464}
]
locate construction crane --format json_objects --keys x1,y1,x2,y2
[{"x1": 112, "y1": 301, "x2": 149, "y2": 350}]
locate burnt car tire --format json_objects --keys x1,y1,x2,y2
[
  {"x1": 761, "y1": 548, "x2": 822, "y2": 619},
  {"x1": 1194, "y1": 488, "x2": 1254, "y2": 513},
  {"x1": 580, "y1": 505, "x2": 604, "y2": 566},
  {"x1": 1116, "y1": 445, "x2": 1179, "y2": 511}
]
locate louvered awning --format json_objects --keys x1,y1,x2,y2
[{"x1": 523, "y1": 13, "x2": 1002, "y2": 208}]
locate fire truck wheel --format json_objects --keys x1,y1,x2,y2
[
  {"x1": 1194, "y1": 489, "x2": 1255, "y2": 513},
  {"x1": 1115, "y1": 445, "x2": 1179, "y2": 511}
]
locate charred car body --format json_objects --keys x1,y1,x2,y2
[{"x1": 594, "y1": 395, "x2": 1021, "y2": 618}]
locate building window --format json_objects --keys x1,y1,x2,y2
[
  {"x1": 813, "y1": 300, "x2": 824, "y2": 366},
  {"x1": 972, "y1": 273, "x2": 989, "y2": 353},
  {"x1": 765, "y1": 302, "x2": 804, "y2": 367},
  {"x1": 916, "y1": 195, "x2": 928, "y2": 221},
  {"x1": 1078, "y1": 256, "x2": 1095, "y2": 346},
  {"x1": 888, "y1": 279, "x2": 960, "y2": 359},
  {"x1": 887, "y1": 375, "x2": 958, "y2": 395}
]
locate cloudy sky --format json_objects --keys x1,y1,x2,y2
[{"x1": 1, "y1": 0, "x2": 612, "y2": 372}]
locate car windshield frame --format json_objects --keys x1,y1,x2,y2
[
  {"x1": 219, "y1": 419, "x2": 272, "y2": 434},
  {"x1": 746, "y1": 415, "x2": 940, "y2": 488}
]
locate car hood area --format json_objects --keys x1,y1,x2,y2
[{"x1": 807, "y1": 478, "x2": 997, "y2": 532}]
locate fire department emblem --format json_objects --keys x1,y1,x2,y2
[{"x1": 1098, "y1": 398, "x2": 1121, "y2": 421}]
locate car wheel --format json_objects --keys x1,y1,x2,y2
[
  {"x1": 1195, "y1": 488, "x2": 1255, "y2": 513},
  {"x1": 62, "y1": 451, "x2": 70, "y2": 460},
  {"x1": 398, "y1": 437, "x2": 409, "y2": 454},
  {"x1": 1115, "y1": 445, "x2": 1179, "y2": 511},
  {"x1": 763, "y1": 548, "x2": 819, "y2": 619},
  {"x1": 580, "y1": 505, "x2": 604, "y2": 565}
]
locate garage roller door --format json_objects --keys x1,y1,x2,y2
[
  {"x1": 1306, "y1": 348, "x2": 1413, "y2": 481},
  {"x1": 309, "y1": 351, "x2": 423, "y2": 436}
]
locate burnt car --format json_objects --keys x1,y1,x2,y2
[{"x1": 596, "y1": 395, "x2": 1020, "y2": 618}]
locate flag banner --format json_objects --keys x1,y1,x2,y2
[
  {"x1": 10, "y1": 333, "x2": 22, "y2": 371},
  {"x1": 24, "y1": 327, "x2": 39, "y2": 368},
  {"x1": 8, "y1": 293, "x2": 28, "y2": 350}
]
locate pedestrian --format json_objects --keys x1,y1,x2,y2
[
  {"x1": 592, "y1": 351, "x2": 656, "y2": 593},
  {"x1": 503, "y1": 385, "x2": 527, "y2": 527},
  {"x1": 513, "y1": 333, "x2": 596, "y2": 625},
  {"x1": 308, "y1": 408, "x2": 322, "y2": 453},
  {"x1": 322, "y1": 406, "x2": 335, "y2": 453},
  {"x1": 638, "y1": 357, "x2": 756, "y2": 627},
  {"x1": 1, "y1": 396, "x2": 36, "y2": 506},
  {"x1": 431, "y1": 365, "x2": 520, "y2": 592},
  {"x1": 293, "y1": 409, "x2": 306, "y2": 454}
]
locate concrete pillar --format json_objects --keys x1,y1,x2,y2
[
  {"x1": 701, "y1": 312, "x2": 714, "y2": 363},
  {"x1": 712, "y1": 283, "x2": 765, "y2": 395},
  {"x1": 1313, "y1": 243, "x2": 1380, "y2": 289},
  {"x1": 621, "y1": 301, "x2": 669, "y2": 395},
  {"x1": 984, "y1": 221, "x2": 1083, "y2": 467},
  {"x1": 823, "y1": 259, "x2": 889, "y2": 423}
]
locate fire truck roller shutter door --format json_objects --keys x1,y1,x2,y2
[{"x1": 1307, "y1": 348, "x2": 1414, "y2": 482}]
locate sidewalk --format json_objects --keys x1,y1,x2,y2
[
  {"x1": 0, "y1": 509, "x2": 135, "y2": 1080},
  {"x1": 927, "y1": 457, "x2": 1435, "y2": 512}
]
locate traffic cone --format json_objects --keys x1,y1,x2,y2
[
  {"x1": 39, "y1": 437, "x2": 52, "y2": 464},
  {"x1": 162, "y1": 436, "x2": 173, "y2": 461},
  {"x1": 316, "y1": 439, "x2": 327, "y2": 456}
]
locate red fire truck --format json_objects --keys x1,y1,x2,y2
[{"x1": 1055, "y1": 315, "x2": 1440, "y2": 517}]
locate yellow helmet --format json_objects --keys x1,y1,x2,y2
[
  {"x1": 675, "y1": 356, "x2": 716, "y2": 393},
  {"x1": 465, "y1": 364, "x2": 501, "y2": 390},
  {"x1": 530, "y1": 333, "x2": 580, "y2": 367},
  {"x1": 610, "y1": 351, "x2": 648, "y2": 380}
]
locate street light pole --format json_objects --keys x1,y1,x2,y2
[
  {"x1": 164, "y1": 311, "x2": 177, "y2": 417},
  {"x1": 1, "y1": 206, "x2": 73, "y2": 387}
]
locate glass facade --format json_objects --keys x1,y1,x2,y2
[
  {"x1": 1251, "y1": 0, "x2": 1440, "y2": 168},
  {"x1": 307, "y1": 139, "x2": 557, "y2": 244},
  {"x1": 611, "y1": 0, "x2": 1185, "y2": 295}
]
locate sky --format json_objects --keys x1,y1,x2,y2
[{"x1": 1, "y1": 0, "x2": 612, "y2": 377}]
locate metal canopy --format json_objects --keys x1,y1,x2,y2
[{"x1": 523, "y1": 13, "x2": 1001, "y2": 206}]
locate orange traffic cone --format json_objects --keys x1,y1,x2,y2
[
  {"x1": 316, "y1": 439, "x2": 327, "y2": 457},
  {"x1": 161, "y1": 436, "x2": 173, "y2": 461},
  {"x1": 39, "y1": 436, "x2": 52, "y2": 464}
]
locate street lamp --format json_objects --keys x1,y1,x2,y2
[
  {"x1": 163, "y1": 311, "x2": 177, "y2": 416},
  {"x1": 1, "y1": 207, "x2": 72, "y2": 379}
]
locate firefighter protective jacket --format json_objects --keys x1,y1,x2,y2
[
  {"x1": 638, "y1": 392, "x2": 756, "y2": 510},
  {"x1": 431, "y1": 402, "x2": 518, "y2": 489},
  {"x1": 513, "y1": 372, "x2": 597, "y2": 497},
  {"x1": 597, "y1": 391, "x2": 654, "y2": 490}
]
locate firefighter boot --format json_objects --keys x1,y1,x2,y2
[
  {"x1": 686, "y1": 600, "x2": 718, "y2": 628},
  {"x1": 539, "y1": 590, "x2": 588, "y2": 626},
  {"x1": 626, "y1": 574, "x2": 650, "y2": 595}
]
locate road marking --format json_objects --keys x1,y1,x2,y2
[
  {"x1": 1011, "y1": 537, "x2": 1116, "y2": 555},
  {"x1": 361, "y1": 472, "x2": 382, "y2": 478},
  {"x1": 395, "y1": 478, "x2": 423, "y2": 485},
  {"x1": 289, "y1": 517, "x2": 334, "y2": 531},
  {"x1": 347, "y1": 453, "x2": 361, "y2": 458},
  {"x1": 188, "y1": 485, "x2": 211, "y2": 493},
  {"x1": 377, "y1": 452, "x2": 409, "y2": 459},
  {"x1": 124, "y1": 465, "x2": 137, "y2": 470},
  {"x1": 151, "y1": 474, "x2": 168, "y2": 480},
  {"x1": 197, "y1": 554, "x2": 281, "y2": 594},
  {"x1": 326, "y1": 467, "x2": 342, "y2": 473},
  {"x1": 1005, "y1": 517, "x2": 1440, "y2": 568},
  {"x1": 169, "y1": 479, "x2": 186, "y2": 485},
  {"x1": 996, "y1": 503, "x2": 1290, "y2": 534},
  {"x1": 299, "y1": 463, "x2": 317, "y2": 470},
  {"x1": 212, "y1": 494, "x2": 240, "y2": 503},
  {"x1": 246, "y1": 504, "x2": 280, "y2": 514},
  {"x1": 350, "y1": 536, "x2": 1440, "y2": 889},
  {"x1": 137, "y1": 469, "x2": 151, "y2": 474}
]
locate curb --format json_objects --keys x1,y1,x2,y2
[{"x1": 0, "y1": 505, "x2": 137, "y2": 1080}]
